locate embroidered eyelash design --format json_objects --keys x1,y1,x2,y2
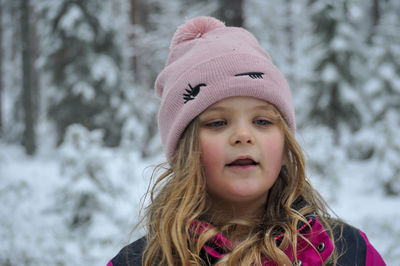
[
  {"x1": 235, "y1": 72, "x2": 264, "y2": 79},
  {"x1": 183, "y1": 83, "x2": 207, "y2": 104}
]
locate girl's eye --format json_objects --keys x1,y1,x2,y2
[
  {"x1": 206, "y1": 120, "x2": 226, "y2": 127},
  {"x1": 254, "y1": 119, "x2": 271, "y2": 126}
]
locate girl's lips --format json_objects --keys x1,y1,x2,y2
[
  {"x1": 227, "y1": 155, "x2": 258, "y2": 166},
  {"x1": 226, "y1": 157, "x2": 258, "y2": 166},
  {"x1": 226, "y1": 157, "x2": 259, "y2": 170},
  {"x1": 226, "y1": 164, "x2": 258, "y2": 171}
]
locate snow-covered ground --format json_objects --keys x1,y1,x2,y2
[
  {"x1": 342, "y1": 168, "x2": 400, "y2": 261},
  {"x1": 314, "y1": 160, "x2": 400, "y2": 263},
  {"x1": 0, "y1": 142, "x2": 399, "y2": 265}
]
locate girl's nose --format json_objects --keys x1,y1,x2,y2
[{"x1": 230, "y1": 125, "x2": 254, "y2": 145}]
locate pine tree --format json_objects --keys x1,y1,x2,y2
[
  {"x1": 55, "y1": 124, "x2": 122, "y2": 264},
  {"x1": 307, "y1": 0, "x2": 365, "y2": 141},
  {"x1": 356, "y1": 0, "x2": 400, "y2": 195},
  {"x1": 244, "y1": 0, "x2": 359, "y2": 194},
  {"x1": 244, "y1": 0, "x2": 318, "y2": 126},
  {"x1": 40, "y1": 0, "x2": 125, "y2": 146},
  {"x1": 119, "y1": 0, "x2": 219, "y2": 158}
]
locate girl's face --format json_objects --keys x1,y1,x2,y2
[{"x1": 199, "y1": 96, "x2": 285, "y2": 213}]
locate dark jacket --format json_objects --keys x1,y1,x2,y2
[{"x1": 108, "y1": 218, "x2": 385, "y2": 266}]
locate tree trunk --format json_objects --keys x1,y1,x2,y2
[
  {"x1": 129, "y1": 0, "x2": 152, "y2": 83},
  {"x1": 218, "y1": 0, "x2": 243, "y2": 27},
  {"x1": 372, "y1": 0, "x2": 380, "y2": 28},
  {"x1": 284, "y1": 0, "x2": 295, "y2": 79},
  {"x1": 367, "y1": 0, "x2": 380, "y2": 43},
  {"x1": 21, "y1": 0, "x2": 36, "y2": 155},
  {"x1": 31, "y1": 8, "x2": 40, "y2": 126},
  {"x1": 129, "y1": 0, "x2": 138, "y2": 79},
  {"x1": 0, "y1": 2, "x2": 3, "y2": 138}
]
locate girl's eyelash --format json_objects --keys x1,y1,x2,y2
[
  {"x1": 254, "y1": 119, "x2": 272, "y2": 126},
  {"x1": 204, "y1": 119, "x2": 272, "y2": 127},
  {"x1": 206, "y1": 120, "x2": 226, "y2": 127}
]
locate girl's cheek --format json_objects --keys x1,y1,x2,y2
[{"x1": 200, "y1": 135, "x2": 223, "y2": 164}]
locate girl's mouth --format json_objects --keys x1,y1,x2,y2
[{"x1": 226, "y1": 158, "x2": 259, "y2": 170}]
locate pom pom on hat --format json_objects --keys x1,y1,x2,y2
[{"x1": 170, "y1": 16, "x2": 225, "y2": 49}]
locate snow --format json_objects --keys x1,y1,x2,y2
[
  {"x1": 379, "y1": 62, "x2": 396, "y2": 80},
  {"x1": 325, "y1": 160, "x2": 400, "y2": 262},
  {"x1": 76, "y1": 22, "x2": 95, "y2": 42},
  {"x1": 1, "y1": 136, "x2": 399, "y2": 265},
  {"x1": 0, "y1": 141, "x2": 150, "y2": 265},
  {"x1": 1, "y1": 0, "x2": 399, "y2": 265},
  {"x1": 59, "y1": 5, "x2": 83, "y2": 31},
  {"x1": 0, "y1": 145, "x2": 63, "y2": 265},
  {"x1": 72, "y1": 81, "x2": 95, "y2": 101},
  {"x1": 321, "y1": 63, "x2": 338, "y2": 83},
  {"x1": 91, "y1": 55, "x2": 118, "y2": 87},
  {"x1": 349, "y1": 4, "x2": 363, "y2": 20},
  {"x1": 393, "y1": 78, "x2": 400, "y2": 93},
  {"x1": 331, "y1": 36, "x2": 348, "y2": 51},
  {"x1": 365, "y1": 78, "x2": 382, "y2": 95},
  {"x1": 297, "y1": 125, "x2": 400, "y2": 264}
]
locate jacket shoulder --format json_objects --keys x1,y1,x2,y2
[
  {"x1": 332, "y1": 220, "x2": 385, "y2": 266},
  {"x1": 333, "y1": 221, "x2": 366, "y2": 265},
  {"x1": 108, "y1": 237, "x2": 146, "y2": 266}
]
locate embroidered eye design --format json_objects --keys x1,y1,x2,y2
[
  {"x1": 183, "y1": 83, "x2": 207, "y2": 104},
  {"x1": 235, "y1": 72, "x2": 264, "y2": 79}
]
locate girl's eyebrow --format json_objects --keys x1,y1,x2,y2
[
  {"x1": 253, "y1": 105, "x2": 274, "y2": 111},
  {"x1": 253, "y1": 105, "x2": 279, "y2": 114},
  {"x1": 203, "y1": 106, "x2": 226, "y2": 113}
]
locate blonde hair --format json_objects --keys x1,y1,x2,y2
[{"x1": 142, "y1": 106, "x2": 339, "y2": 265}]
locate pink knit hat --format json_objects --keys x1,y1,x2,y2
[{"x1": 155, "y1": 16, "x2": 295, "y2": 160}]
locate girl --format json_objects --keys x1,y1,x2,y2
[{"x1": 108, "y1": 17, "x2": 385, "y2": 265}]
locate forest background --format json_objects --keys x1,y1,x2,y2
[{"x1": 0, "y1": 0, "x2": 399, "y2": 265}]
